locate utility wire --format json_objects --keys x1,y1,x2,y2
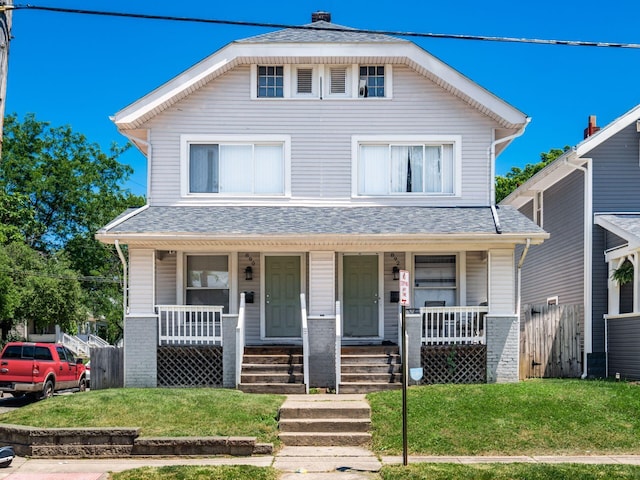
[{"x1": 10, "y1": 4, "x2": 640, "y2": 50}]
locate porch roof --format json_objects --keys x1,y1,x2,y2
[
  {"x1": 97, "y1": 205, "x2": 546, "y2": 247},
  {"x1": 596, "y1": 213, "x2": 640, "y2": 251}
]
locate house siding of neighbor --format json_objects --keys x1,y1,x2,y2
[
  {"x1": 98, "y1": 14, "x2": 547, "y2": 390},
  {"x1": 502, "y1": 107, "x2": 640, "y2": 380}
]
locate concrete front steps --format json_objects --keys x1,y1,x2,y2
[
  {"x1": 238, "y1": 346, "x2": 306, "y2": 394},
  {"x1": 278, "y1": 394, "x2": 371, "y2": 447},
  {"x1": 339, "y1": 345, "x2": 403, "y2": 394}
]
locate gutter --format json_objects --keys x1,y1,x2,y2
[
  {"x1": 490, "y1": 117, "x2": 531, "y2": 204},
  {"x1": 564, "y1": 157, "x2": 592, "y2": 379}
]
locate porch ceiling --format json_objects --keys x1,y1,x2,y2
[{"x1": 97, "y1": 205, "x2": 547, "y2": 248}]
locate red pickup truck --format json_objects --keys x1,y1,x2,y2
[{"x1": 0, "y1": 342, "x2": 88, "y2": 399}]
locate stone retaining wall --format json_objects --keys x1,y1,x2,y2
[{"x1": 0, "y1": 424, "x2": 272, "y2": 458}]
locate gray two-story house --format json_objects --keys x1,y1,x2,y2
[
  {"x1": 97, "y1": 13, "x2": 546, "y2": 392},
  {"x1": 502, "y1": 106, "x2": 640, "y2": 381}
]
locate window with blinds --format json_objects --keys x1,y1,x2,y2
[
  {"x1": 297, "y1": 68, "x2": 313, "y2": 94},
  {"x1": 330, "y1": 67, "x2": 347, "y2": 94}
]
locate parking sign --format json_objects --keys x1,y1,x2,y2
[{"x1": 399, "y1": 270, "x2": 410, "y2": 306}]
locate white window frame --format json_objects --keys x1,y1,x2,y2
[
  {"x1": 293, "y1": 65, "x2": 319, "y2": 98},
  {"x1": 323, "y1": 65, "x2": 351, "y2": 99},
  {"x1": 351, "y1": 135, "x2": 462, "y2": 197},
  {"x1": 412, "y1": 253, "x2": 460, "y2": 307},
  {"x1": 180, "y1": 134, "x2": 291, "y2": 197},
  {"x1": 355, "y1": 64, "x2": 390, "y2": 99},
  {"x1": 251, "y1": 65, "x2": 291, "y2": 100},
  {"x1": 182, "y1": 253, "x2": 234, "y2": 312},
  {"x1": 547, "y1": 296, "x2": 558, "y2": 306},
  {"x1": 534, "y1": 191, "x2": 544, "y2": 227}
]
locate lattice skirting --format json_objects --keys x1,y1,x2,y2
[
  {"x1": 420, "y1": 345, "x2": 486, "y2": 384},
  {"x1": 157, "y1": 346, "x2": 223, "y2": 387}
]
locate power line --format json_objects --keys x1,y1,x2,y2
[{"x1": 10, "y1": 4, "x2": 640, "y2": 50}]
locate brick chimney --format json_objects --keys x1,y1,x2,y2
[
  {"x1": 584, "y1": 115, "x2": 600, "y2": 139},
  {"x1": 311, "y1": 11, "x2": 331, "y2": 23}
]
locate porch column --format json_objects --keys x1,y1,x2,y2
[
  {"x1": 124, "y1": 249, "x2": 158, "y2": 387},
  {"x1": 222, "y1": 315, "x2": 237, "y2": 388},
  {"x1": 405, "y1": 314, "x2": 422, "y2": 384}
]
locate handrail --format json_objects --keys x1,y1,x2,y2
[
  {"x1": 419, "y1": 306, "x2": 488, "y2": 345},
  {"x1": 87, "y1": 334, "x2": 110, "y2": 347},
  {"x1": 157, "y1": 305, "x2": 224, "y2": 346},
  {"x1": 236, "y1": 293, "x2": 246, "y2": 388},
  {"x1": 60, "y1": 332, "x2": 90, "y2": 357},
  {"x1": 335, "y1": 300, "x2": 341, "y2": 394},
  {"x1": 300, "y1": 293, "x2": 310, "y2": 394}
]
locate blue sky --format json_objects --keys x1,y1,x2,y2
[{"x1": 7, "y1": 1, "x2": 640, "y2": 196}]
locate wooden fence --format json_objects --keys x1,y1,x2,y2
[
  {"x1": 89, "y1": 346, "x2": 124, "y2": 390},
  {"x1": 520, "y1": 304, "x2": 583, "y2": 379}
]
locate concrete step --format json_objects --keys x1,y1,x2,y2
[
  {"x1": 340, "y1": 354, "x2": 401, "y2": 365},
  {"x1": 338, "y1": 383, "x2": 402, "y2": 394},
  {"x1": 340, "y1": 372, "x2": 402, "y2": 383},
  {"x1": 238, "y1": 383, "x2": 306, "y2": 394},
  {"x1": 241, "y1": 363, "x2": 304, "y2": 374},
  {"x1": 278, "y1": 432, "x2": 371, "y2": 447},
  {"x1": 279, "y1": 418, "x2": 370, "y2": 433},
  {"x1": 279, "y1": 402, "x2": 370, "y2": 420},
  {"x1": 241, "y1": 373, "x2": 304, "y2": 384},
  {"x1": 341, "y1": 363, "x2": 402, "y2": 374}
]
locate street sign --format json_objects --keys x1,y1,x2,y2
[{"x1": 399, "y1": 270, "x2": 410, "y2": 306}]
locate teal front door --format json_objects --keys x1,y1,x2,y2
[
  {"x1": 343, "y1": 255, "x2": 380, "y2": 337},
  {"x1": 265, "y1": 256, "x2": 302, "y2": 338}
]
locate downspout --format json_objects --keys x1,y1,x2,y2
[
  {"x1": 564, "y1": 157, "x2": 592, "y2": 379},
  {"x1": 516, "y1": 238, "x2": 532, "y2": 318},
  {"x1": 115, "y1": 240, "x2": 128, "y2": 317},
  {"x1": 489, "y1": 117, "x2": 531, "y2": 205}
]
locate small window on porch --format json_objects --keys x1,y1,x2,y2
[
  {"x1": 186, "y1": 255, "x2": 229, "y2": 312},
  {"x1": 414, "y1": 255, "x2": 456, "y2": 307}
]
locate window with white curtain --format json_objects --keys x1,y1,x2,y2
[
  {"x1": 188, "y1": 142, "x2": 284, "y2": 194},
  {"x1": 357, "y1": 142, "x2": 456, "y2": 195}
]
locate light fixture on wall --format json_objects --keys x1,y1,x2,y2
[
  {"x1": 392, "y1": 266, "x2": 400, "y2": 281},
  {"x1": 244, "y1": 266, "x2": 253, "y2": 281}
]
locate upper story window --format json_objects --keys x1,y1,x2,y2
[
  {"x1": 534, "y1": 191, "x2": 543, "y2": 227},
  {"x1": 182, "y1": 135, "x2": 291, "y2": 197},
  {"x1": 257, "y1": 66, "x2": 284, "y2": 98},
  {"x1": 353, "y1": 136, "x2": 461, "y2": 197},
  {"x1": 359, "y1": 66, "x2": 385, "y2": 98}
]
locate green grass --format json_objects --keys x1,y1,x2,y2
[
  {"x1": 111, "y1": 465, "x2": 279, "y2": 480},
  {"x1": 368, "y1": 379, "x2": 640, "y2": 456},
  {"x1": 0, "y1": 388, "x2": 284, "y2": 444},
  {"x1": 379, "y1": 463, "x2": 640, "y2": 480}
]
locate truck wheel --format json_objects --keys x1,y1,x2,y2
[
  {"x1": 78, "y1": 377, "x2": 87, "y2": 392},
  {"x1": 41, "y1": 380, "x2": 54, "y2": 400}
]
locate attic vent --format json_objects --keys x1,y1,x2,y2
[
  {"x1": 297, "y1": 68, "x2": 313, "y2": 94},
  {"x1": 311, "y1": 11, "x2": 331, "y2": 22},
  {"x1": 330, "y1": 67, "x2": 346, "y2": 94}
]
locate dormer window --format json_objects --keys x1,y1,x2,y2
[
  {"x1": 359, "y1": 66, "x2": 385, "y2": 98},
  {"x1": 257, "y1": 66, "x2": 284, "y2": 98}
]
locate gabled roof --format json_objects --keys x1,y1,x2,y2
[
  {"x1": 112, "y1": 19, "x2": 528, "y2": 143},
  {"x1": 96, "y1": 205, "x2": 547, "y2": 247},
  {"x1": 501, "y1": 103, "x2": 640, "y2": 208},
  {"x1": 595, "y1": 214, "x2": 640, "y2": 249}
]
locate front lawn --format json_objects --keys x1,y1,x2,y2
[
  {"x1": 369, "y1": 379, "x2": 640, "y2": 455},
  {"x1": 111, "y1": 465, "x2": 279, "y2": 480},
  {"x1": 0, "y1": 388, "x2": 284, "y2": 444}
]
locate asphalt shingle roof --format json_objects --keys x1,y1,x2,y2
[
  {"x1": 101, "y1": 205, "x2": 544, "y2": 237},
  {"x1": 596, "y1": 214, "x2": 640, "y2": 244},
  {"x1": 236, "y1": 20, "x2": 406, "y2": 44}
]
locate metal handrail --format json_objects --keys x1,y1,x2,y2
[
  {"x1": 335, "y1": 300, "x2": 341, "y2": 394},
  {"x1": 300, "y1": 293, "x2": 310, "y2": 394},
  {"x1": 236, "y1": 293, "x2": 246, "y2": 388}
]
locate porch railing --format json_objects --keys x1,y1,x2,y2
[
  {"x1": 300, "y1": 293, "x2": 310, "y2": 394},
  {"x1": 157, "y1": 305, "x2": 224, "y2": 346},
  {"x1": 60, "y1": 332, "x2": 91, "y2": 357},
  {"x1": 418, "y1": 306, "x2": 488, "y2": 345},
  {"x1": 335, "y1": 300, "x2": 342, "y2": 394},
  {"x1": 87, "y1": 334, "x2": 110, "y2": 348},
  {"x1": 235, "y1": 293, "x2": 246, "y2": 388}
]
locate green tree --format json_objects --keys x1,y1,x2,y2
[
  {"x1": 0, "y1": 113, "x2": 145, "y2": 341},
  {"x1": 495, "y1": 146, "x2": 570, "y2": 203}
]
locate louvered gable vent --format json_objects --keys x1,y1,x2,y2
[
  {"x1": 297, "y1": 68, "x2": 313, "y2": 94},
  {"x1": 330, "y1": 67, "x2": 346, "y2": 94}
]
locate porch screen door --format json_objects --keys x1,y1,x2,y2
[
  {"x1": 265, "y1": 256, "x2": 301, "y2": 338},
  {"x1": 343, "y1": 255, "x2": 379, "y2": 337}
]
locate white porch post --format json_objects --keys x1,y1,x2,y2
[
  {"x1": 633, "y1": 253, "x2": 639, "y2": 313},
  {"x1": 608, "y1": 258, "x2": 620, "y2": 316}
]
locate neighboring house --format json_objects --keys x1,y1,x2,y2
[
  {"x1": 502, "y1": 106, "x2": 640, "y2": 381},
  {"x1": 96, "y1": 12, "x2": 546, "y2": 391}
]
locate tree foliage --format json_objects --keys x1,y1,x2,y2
[
  {"x1": 495, "y1": 146, "x2": 571, "y2": 203},
  {"x1": 0, "y1": 113, "x2": 145, "y2": 342}
]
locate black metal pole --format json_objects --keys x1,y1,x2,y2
[{"x1": 401, "y1": 304, "x2": 408, "y2": 466}]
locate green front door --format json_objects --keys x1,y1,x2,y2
[
  {"x1": 265, "y1": 256, "x2": 302, "y2": 338},
  {"x1": 343, "y1": 255, "x2": 379, "y2": 337}
]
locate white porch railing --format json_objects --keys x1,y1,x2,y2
[
  {"x1": 235, "y1": 293, "x2": 246, "y2": 388},
  {"x1": 335, "y1": 300, "x2": 342, "y2": 394},
  {"x1": 60, "y1": 332, "x2": 91, "y2": 357},
  {"x1": 157, "y1": 305, "x2": 224, "y2": 346},
  {"x1": 418, "y1": 306, "x2": 488, "y2": 345},
  {"x1": 87, "y1": 334, "x2": 110, "y2": 348},
  {"x1": 300, "y1": 293, "x2": 310, "y2": 394}
]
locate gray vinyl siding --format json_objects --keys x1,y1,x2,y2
[
  {"x1": 384, "y1": 252, "x2": 405, "y2": 344},
  {"x1": 144, "y1": 65, "x2": 498, "y2": 206},
  {"x1": 591, "y1": 123, "x2": 640, "y2": 352},
  {"x1": 519, "y1": 169, "x2": 585, "y2": 307},
  {"x1": 466, "y1": 251, "x2": 488, "y2": 306},
  {"x1": 238, "y1": 252, "x2": 261, "y2": 345},
  {"x1": 155, "y1": 252, "x2": 176, "y2": 305},
  {"x1": 489, "y1": 249, "x2": 515, "y2": 314},
  {"x1": 128, "y1": 249, "x2": 155, "y2": 314},
  {"x1": 607, "y1": 315, "x2": 640, "y2": 380}
]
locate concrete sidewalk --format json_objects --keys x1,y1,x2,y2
[{"x1": 2, "y1": 450, "x2": 640, "y2": 479}]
